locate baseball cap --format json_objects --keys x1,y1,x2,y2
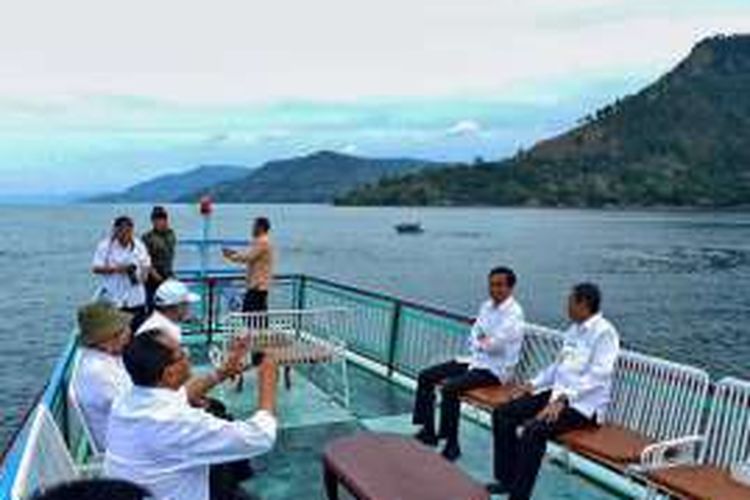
[{"x1": 155, "y1": 279, "x2": 200, "y2": 307}]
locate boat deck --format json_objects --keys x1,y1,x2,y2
[{"x1": 188, "y1": 344, "x2": 619, "y2": 499}]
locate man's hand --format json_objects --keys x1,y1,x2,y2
[
  {"x1": 221, "y1": 248, "x2": 236, "y2": 259},
  {"x1": 477, "y1": 334, "x2": 492, "y2": 350},
  {"x1": 509, "y1": 382, "x2": 534, "y2": 400},
  {"x1": 535, "y1": 398, "x2": 567, "y2": 424},
  {"x1": 218, "y1": 337, "x2": 250, "y2": 380}
]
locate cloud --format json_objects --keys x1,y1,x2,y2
[
  {"x1": 446, "y1": 120, "x2": 482, "y2": 137},
  {"x1": 340, "y1": 144, "x2": 359, "y2": 154}
]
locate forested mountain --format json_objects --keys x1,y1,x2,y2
[
  {"x1": 90, "y1": 165, "x2": 249, "y2": 202},
  {"x1": 338, "y1": 35, "x2": 750, "y2": 207},
  {"x1": 180, "y1": 151, "x2": 443, "y2": 203}
]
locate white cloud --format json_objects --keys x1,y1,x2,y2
[
  {"x1": 446, "y1": 120, "x2": 482, "y2": 137},
  {"x1": 0, "y1": 1, "x2": 746, "y2": 102},
  {"x1": 340, "y1": 144, "x2": 359, "y2": 154}
]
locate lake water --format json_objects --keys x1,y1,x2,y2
[{"x1": 1, "y1": 204, "x2": 749, "y2": 447}]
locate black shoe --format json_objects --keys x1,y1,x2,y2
[
  {"x1": 486, "y1": 482, "x2": 509, "y2": 495},
  {"x1": 441, "y1": 443, "x2": 461, "y2": 461},
  {"x1": 414, "y1": 428, "x2": 439, "y2": 446}
]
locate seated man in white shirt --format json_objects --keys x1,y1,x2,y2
[
  {"x1": 137, "y1": 279, "x2": 200, "y2": 343},
  {"x1": 74, "y1": 302, "x2": 134, "y2": 452},
  {"x1": 105, "y1": 328, "x2": 278, "y2": 500},
  {"x1": 412, "y1": 267, "x2": 525, "y2": 461},
  {"x1": 488, "y1": 283, "x2": 620, "y2": 500}
]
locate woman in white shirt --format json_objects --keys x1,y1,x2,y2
[{"x1": 92, "y1": 216, "x2": 151, "y2": 332}]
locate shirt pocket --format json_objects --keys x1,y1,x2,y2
[{"x1": 559, "y1": 341, "x2": 590, "y2": 373}]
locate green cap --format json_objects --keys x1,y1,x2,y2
[{"x1": 77, "y1": 302, "x2": 132, "y2": 347}]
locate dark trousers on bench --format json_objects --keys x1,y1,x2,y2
[
  {"x1": 412, "y1": 360, "x2": 498, "y2": 447},
  {"x1": 492, "y1": 390, "x2": 596, "y2": 500}
]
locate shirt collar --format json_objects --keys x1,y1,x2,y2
[
  {"x1": 82, "y1": 346, "x2": 120, "y2": 363},
  {"x1": 491, "y1": 296, "x2": 514, "y2": 311},
  {"x1": 579, "y1": 312, "x2": 603, "y2": 332},
  {"x1": 131, "y1": 385, "x2": 187, "y2": 405}
]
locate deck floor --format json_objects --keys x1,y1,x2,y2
[{"x1": 195, "y1": 357, "x2": 621, "y2": 500}]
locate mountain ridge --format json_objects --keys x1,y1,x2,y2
[
  {"x1": 89, "y1": 165, "x2": 250, "y2": 203},
  {"x1": 337, "y1": 34, "x2": 750, "y2": 207},
  {"x1": 177, "y1": 151, "x2": 446, "y2": 203}
]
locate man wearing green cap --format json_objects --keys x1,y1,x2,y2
[{"x1": 73, "y1": 302, "x2": 134, "y2": 452}]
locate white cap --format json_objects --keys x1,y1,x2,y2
[{"x1": 155, "y1": 279, "x2": 200, "y2": 307}]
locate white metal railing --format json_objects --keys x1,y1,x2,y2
[
  {"x1": 10, "y1": 406, "x2": 99, "y2": 500},
  {"x1": 607, "y1": 351, "x2": 710, "y2": 441},
  {"x1": 703, "y1": 377, "x2": 750, "y2": 469},
  {"x1": 209, "y1": 308, "x2": 351, "y2": 407},
  {"x1": 514, "y1": 324, "x2": 565, "y2": 382}
]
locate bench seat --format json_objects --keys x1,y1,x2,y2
[
  {"x1": 558, "y1": 425, "x2": 653, "y2": 467},
  {"x1": 648, "y1": 465, "x2": 750, "y2": 500},
  {"x1": 460, "y1": 384, "x2": 518, "y2": 410}
]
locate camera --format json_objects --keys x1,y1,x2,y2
[{"x1": 125, "y1": 264, "x2": 139, "y2": 285}]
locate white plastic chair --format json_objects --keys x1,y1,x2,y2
[{"x1": 10, "y1": 406, "x2": 100, "y2": 500}]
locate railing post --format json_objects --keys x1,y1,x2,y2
[
  {"x1": 206, "y1": 278, "x2": 215, "y2": 345},
  {"x1": 387, "y1": 301, "x2": 402, "y2": 376},
  {"x1": 295, "y1": 275, "x2": 306, "y2": 311}
]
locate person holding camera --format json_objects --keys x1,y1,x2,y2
[
  {"x1": 105, "y1": 328, "x2": 278, "y2": 500},
  {"x1": 92, "y1": 216, "x2": 152, "y2": 332}
]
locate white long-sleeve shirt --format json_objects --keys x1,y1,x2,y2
[
  {"x1": 530, "y1": 312, "x2": 620, "y2": 420},
  {"x1": 92, "y1": 237, "x2": 151, "y2": 308},
  {"x1": 73, "y1": 347, "x2": 132, "y2": 451},
  {"x1": 467, "y1": 297, "x2": 525, "y2": 382},
  {"x1": 136, "y1": 311, "x2": 182, "y2": 343},
  {"x1": 104, "y1": 386, "x2": 277, "y2": 500}
]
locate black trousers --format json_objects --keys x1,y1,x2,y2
[
  {"x1": 412, "y1": 360, "x2": 498, "y2": 446},
  {"x1": 145, "y1": 277, "x2": 162, "y2": 313},
  {"x1": 121, "y1": 305, "x2": 148, "y2": 333},
  {"x1": 492, "y1": 390, "x2": 596, "y2": 500},
  {"x1": 242, "y1": 289, "x2": 268, "y2": 313}
]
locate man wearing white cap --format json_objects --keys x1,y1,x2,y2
[{"x1": 137, "y1": 279, "x2": 200, "y2": 343}]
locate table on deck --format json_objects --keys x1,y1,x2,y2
[{"x1": 322, "y1": 433, "x2": 489, "y2": 500}]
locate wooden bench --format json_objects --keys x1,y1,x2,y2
[
  {"x1": 456, "y1": 339, "x2": 710, "y2": 474},
  {"x1": 322, "y1": 433, "x2": 488, "y2": 500},
  {"x1": 640, "y1": 377, "x2": 750, "y2": 500},
  {"x1": 558, "y1": 351, "x2": 709, "y2": 469}
]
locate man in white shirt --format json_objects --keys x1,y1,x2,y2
[
  {"x1": 92, "y1": 216, "x2": 152, "y2": 332},
  {"x1": 412, "y1": 267, "x2": 525, "y2": 461},
  {"x1": 137, "y1": 279, "x2": 200, "y2": 343},
  {"x1": 105, "y1": 328, "x2": 278, "y2": 500},
  {"x1": 489, "y1": 283, "x2": 620, "y2": 500},
  {"x1": 74, "y1": 302, "x2": 134, "y2": 452}
]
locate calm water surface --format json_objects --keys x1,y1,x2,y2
[{"x1": 1, "y1": 204, "x2": 749, "y2": 446}]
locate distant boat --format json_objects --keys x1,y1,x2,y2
[{"x1": 395, "y1": 222, "x2": 424, "y2": 234}]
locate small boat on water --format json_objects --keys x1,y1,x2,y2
[{"x1": 394, "y1": 222, "x2": 424, "y2": 234}]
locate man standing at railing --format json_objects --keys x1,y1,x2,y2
[
  {"x1": 412, "y1": 267, "x2": 525, "y2": 461},
  {"x1": 487, "y1": 283, "x2": 620, "y2": 500},
  {"x1": 142, "y1": 206, "x2": 176, "y2": 312},
  {"x1": 222, "y1": 216, "x2": 274, "y2": 313}
]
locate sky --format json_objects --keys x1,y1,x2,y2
[{"x1": 0, "y1": 0, "x2": 749, "y2": 197}]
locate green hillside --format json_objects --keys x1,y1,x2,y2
[{"x1": 338, "y1": 35, "x2": 750, "y2": 207}]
